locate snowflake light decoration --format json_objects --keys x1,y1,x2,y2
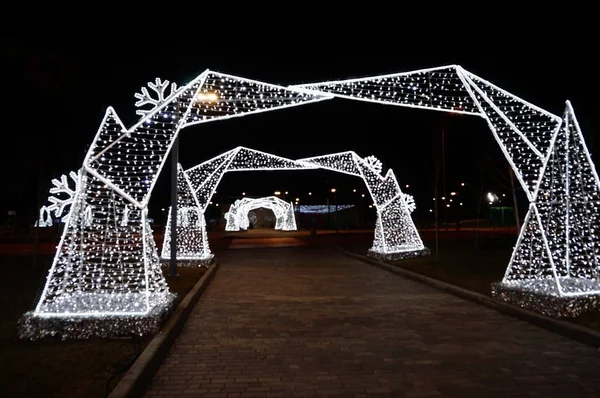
[
  {"x1": 37, "y1": 170, "x2": 80, "y2": 227},
  {"x1": 401, "y1": 193, "x2": 416, "y2": 213},
  {"x1": 364, "y1": 155, "x2": 383, "y2": 175},
  {"x1": 134, "y1": 78, "x2": 179, "y2": 117}
]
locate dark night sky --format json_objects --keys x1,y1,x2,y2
[{"x1": 2, "y1": 29, "x2": 598, "y2": 225}]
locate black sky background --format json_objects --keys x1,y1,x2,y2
[{"x1": 2, "y1": 29, "x2": 598, "y2": 226}]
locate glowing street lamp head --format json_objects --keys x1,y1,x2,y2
[
  {"x1": 195, "y1": 92, "x2": 219, "y2": 103},
  {"x1": 274, "y1": 191, "x2": 281, "y2": 196},
  {"x1": 330, "y1": 188, "x2": 336, "y2": 193}
]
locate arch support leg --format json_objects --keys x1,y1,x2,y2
[
  {"x1": 492, "y1": 102, "x2": 600, "y2": 317},
  {"x1": 161, "y1": 206, "x2": 213, "y2": 267},
  {"x1": 367, "y1": 195, "x2": 430, "y2": 261}
]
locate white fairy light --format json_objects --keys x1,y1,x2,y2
[
  {"x1": 22, "y1": 64, "x2": 598, "y2": 339},
  {"x1": 223, "y1": 196, "x2": 297, "y2": 231},
  {"x1": 294, "y1": 65, "x2": 599, "y2": 307},
  {"x1": 161, "y1": 164, "x2": 212, "y2": 264}
]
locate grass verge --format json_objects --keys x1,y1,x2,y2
[{"x1": 0, "y1": 254, "x2": 205, "y2": 398}]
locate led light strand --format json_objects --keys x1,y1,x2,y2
[{"x1": 161, "y1": 164, "x2": 212, "y2": 263}]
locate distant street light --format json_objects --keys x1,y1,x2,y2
[
  {"x1": 330, "y1": 188, "x2": 336, "y2": 193},
  {"x1": 274, "y1": 191, "x2": 281, "y2": 196}
]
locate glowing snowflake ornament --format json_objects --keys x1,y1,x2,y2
[
  {"x1": 401, "y1": 193, "x2": 416, "y2": 213},
  {"x1": 134, "y1": 78, "x2": 179, "y2": 117},
  {"x1": 364, "y1": 155, "x2": 383, "y2": 175},
  {"x1": 37, "y1": 170, "x2": 80, "y2": 227}
]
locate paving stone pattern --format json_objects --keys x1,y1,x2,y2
[{"x1": 145, "y1": 247, "x2": 600, "y2": 397}]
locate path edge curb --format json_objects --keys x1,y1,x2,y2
[
  {"x1": 108, "y1": 260, "x2": 220, "y2": 398},
  {"x1": 338, "y1": 247, "x2": 600, "y2": 347}
]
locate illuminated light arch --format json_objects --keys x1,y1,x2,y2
[
  {"x1": 224, "y1": 196, "x2": 297, "y2": 231},
  {"x1": 164, "y1": 147, "x2": 423, "y2": 263},
  {"x1": 21, "y1": 64, "x2": 599, "y2": 340},
  {"x1": 292, "y1": 65, "x2": 599, "y2": 316}
]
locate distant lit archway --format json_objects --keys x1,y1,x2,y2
[{"x1": 225, "y1": 196, "x2": 296, "y2": 231}]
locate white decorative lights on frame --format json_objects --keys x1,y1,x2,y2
[
  {"x1": 160, "y1": 164, "x2": 213, "y2": 264},
  {"x1": 292, "y1": 66, "x2": 599, "y2": 315},
  {"x1": 21, "y1": 65, "x2": 598, "y2": 341},
  {"x1": 223, "y1": 196, "x2": 297, "y2": 231}
]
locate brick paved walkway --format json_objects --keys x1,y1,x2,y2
[{"x1": 145, "y1": 248, "x2": 600, "y2": 398}]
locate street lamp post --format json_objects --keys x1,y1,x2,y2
[
  {"x1": 331, "y1": 188, "x2": 338, "y2": 234},
  {"x1": 169, "y1": 130, "x2": 178, "y2": 278},
  {"x1": 360, "y1": 193, "x2": 365, "y2": 229},
  {"x1": 168, "y1": 97, "x2": 185, "y2": 279}
]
